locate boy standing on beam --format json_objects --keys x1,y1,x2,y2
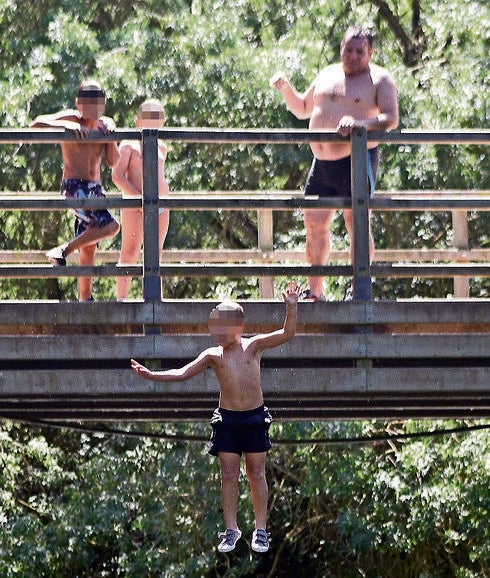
[
  {"x1": 131, "y1": 282, "x2": 300, "y2": 554},
  {"x1": 30, "y1": 80, "x2": 120, "y2": 301}
]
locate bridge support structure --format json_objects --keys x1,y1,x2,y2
[{"x1": 0, "y1": 300, "x2": 488, "y2": 422}]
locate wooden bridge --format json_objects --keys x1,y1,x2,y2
[
  {"x1": 0, "y1": 299, "x2": 488, "y2": 421},
  {"x1": 0, "y1": 128, "x2": 489, "y2": 423}
]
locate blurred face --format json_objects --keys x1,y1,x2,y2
[
  {"x1": 136, "y1": 102, "x2": 165, "y2": 129},
  {"x1": 76, "y1": 90, "x2": 106, "y2": 120},
  {"x1": 340, "y1": 37, "x2": 373, "y2": 76},
  {"x1": 208, "y1": 310, "x2": 244, "y2": 347}
]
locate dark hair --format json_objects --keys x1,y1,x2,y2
[
  {"x1": 342, "y1": 26, "x2": 373, "y2": 49},
  {"x1": 77, "y1": 80, "x2": 106, "y2": 99}
]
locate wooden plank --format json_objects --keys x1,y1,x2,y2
[
  {"x1": 1, "y1": 261, "x2": 489, "y2": 279},
  {"x1": 0, "y1": 367, "x2": 488, "y2": 396},
  {"x1": 362, "y1": 334, "x2": 490, "y2": 357},
  {"x1": 371, "y1": 197, "x2": 490, "y2": 210},
  {"x1": 3, "y1": 189, "x2": 489, "y2": 197},
  {"x1": 0, "y1": 300, "x2": 488, "y2": 328},
  {"x1": 7, "y1": 406, "x2": 485, "y2": 418},
  {"x1": 0, "y1": 264, "x2": 140, "y2": 278},
  {"x1": 0, "y1": 128, "x2": 138, "y2": 143},
  {"x1": 0, "y1": 334, "x2": 488, "y2": 360},
  {"x1": 365, "y1": 368, "x2": 490, "y2": 392},
  {"x1": 1, "y1": 248, "x2": 490, "y2": 265},
  {"x1": 367, "y1": 129, "x2": 490, "y2": 145},
  {"x1": 376, "y1": 190, "x2": 490, "y2": 197},
  {"x1": 0, "y1": 367, "x2": 356, "y2": 396},
  {"x1": 0, "y1": 263, "x2": 351, "y2": 278},
  {"x1": 364, "y1": 300, "x2": 490, "y2": 325},
  {"x1": 0, "y1": 196, "x2": 140, "y2": 210},
  {"x1": 371, "y1": 263, "x2": 490, "y2": 277},
  {"x1": 2, "y1": 127, "x2": 489, "y2": 145},
  {"x1": 0, "y1": 301, "x2": 154, "y2": 325},
  {"x1": 2, "y1": 196, "x2": 489, "y2": 211},
  {"x1": 1, "y1": 190, "x2": 488, "y2": 211},
  {"x1": 2, "y1": 394, "x2": 489, "y2": 421}
]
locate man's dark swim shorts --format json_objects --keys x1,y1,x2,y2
[
  {"x1": 61, "y1": 178, "x2": 116, "y2": 237},
  {"x1": 304, "y1": 147, "x2": 379, "y2": 198},
  {"x1": 208, "y1": 405, "x2": 273, "y2": 456}
]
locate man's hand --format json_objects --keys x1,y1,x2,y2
[
  {"x1": 270, "y1": 72, "x2": 288, "y2": 91},
  {"x1": 336, "y1": 115, "x2": 359, "y2": 137}
]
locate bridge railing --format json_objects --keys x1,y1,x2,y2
[{"x1": 0, "y1": 128, "x2": 489, "y2": 301}]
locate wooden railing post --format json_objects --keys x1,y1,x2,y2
[
  {"x1": 350, "y1": 127, "x2": 372, "y2": 301},
  {"x1": 258, "y1": 208, "x2": 274, "y2": 298},
  {"x1": 141, "y1": 129, "x2": 162, "y2": 304},
  {"x1": 452, "y1": 209, "x2": 470, "y2": 298}
]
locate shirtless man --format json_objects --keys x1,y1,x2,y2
[
  {"x1": 271, "y1": 26, "x2": 398, "y2": 300},
  {"x1": 112, "y1": 99, "x2": 170, "y2": 300},
  {"x1": 30, "y1": 80, "x2": 120, "y2": 301},
  {"x1": 131, "y1": 282, "x2": 300, "y2": 553}
]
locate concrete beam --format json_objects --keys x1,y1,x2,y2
[
  {"x1": 0, "y1": 334, "x2": 488, "y2": 360},
  {"x1": 1, "y1": 367, "x2": 489, "y2": 396},
  {"x1": 1, "y1": 300, "x2": 489, "y2": 328}
]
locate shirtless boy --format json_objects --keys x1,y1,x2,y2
[
  {"x1": 30, "y1": 80, "x2": 120, "y2": 301},
  {"x1": 131, "y1": 282, "x2": 300, "y2": 553},
  {"x1": 271, "y1": 26, "x2": 398, "y2": 301},
  {"x1": 112, "y1": 99, "x2": 170, "y2": 300}
]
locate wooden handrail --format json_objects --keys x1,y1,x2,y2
[
  {"x1": 1, "y1": 190, "x2": 490, "y2": 210},
  {"x1": 0, "y1": 190, "x2": 488, "y2": 287},
  {"x1": 0, "y1": 189, "x2": 488, "y2": 275},
  {"x1": 1, "y1": 248, "x2": 489, "y2": 264}
]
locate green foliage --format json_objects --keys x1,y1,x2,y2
[{"x1": 1, "y1": 420, "x2": 489, "y2": 576}]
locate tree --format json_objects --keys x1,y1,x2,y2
[
  {"x1": 1, "y1": 420, "x2": 489, "y2": 576},
  {"x1": 0, "y1": 2, "x2": 489, "y2": 573}
]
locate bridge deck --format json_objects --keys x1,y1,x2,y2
[{"x1": 1, "y1": 300, "x2": 488, "y2": 422}]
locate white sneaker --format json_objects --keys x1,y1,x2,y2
[
  {"x1": 46, "y1": 246, "x2": 66, "y2": 266},
  {"x1": 217, "y1": 528, "x2": 242, "y2": 553},
  {"x1": 251, "y1": 528, "x2": 270, "y2": 553}
]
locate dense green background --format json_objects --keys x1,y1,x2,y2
[{"x1": 0, "y1": 1, "x2": 489, "y2": 576}]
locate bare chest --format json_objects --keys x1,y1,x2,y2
[
  {"x1": 217, "y1": 350, "x2": 256, "y2": 375},
  {"x1": 61, "y1": 142, "x2": 105, "y2": 180},
  {"x1": 214, "y1": 344, "x2": 260, "y2": 383},
  {"x1": 314, "y1": 68, "x2": 377, "y2": 111}
]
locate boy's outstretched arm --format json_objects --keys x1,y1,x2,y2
[
  {"x1": 131, "y1": 350, "x2": 212, "y2": 382},
  {"x1": 251, "y1": 281, "x2": 300, "y2": 351},
  {"x1": 279, "y1": 281, "x2": 300, "y2": 341}
]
